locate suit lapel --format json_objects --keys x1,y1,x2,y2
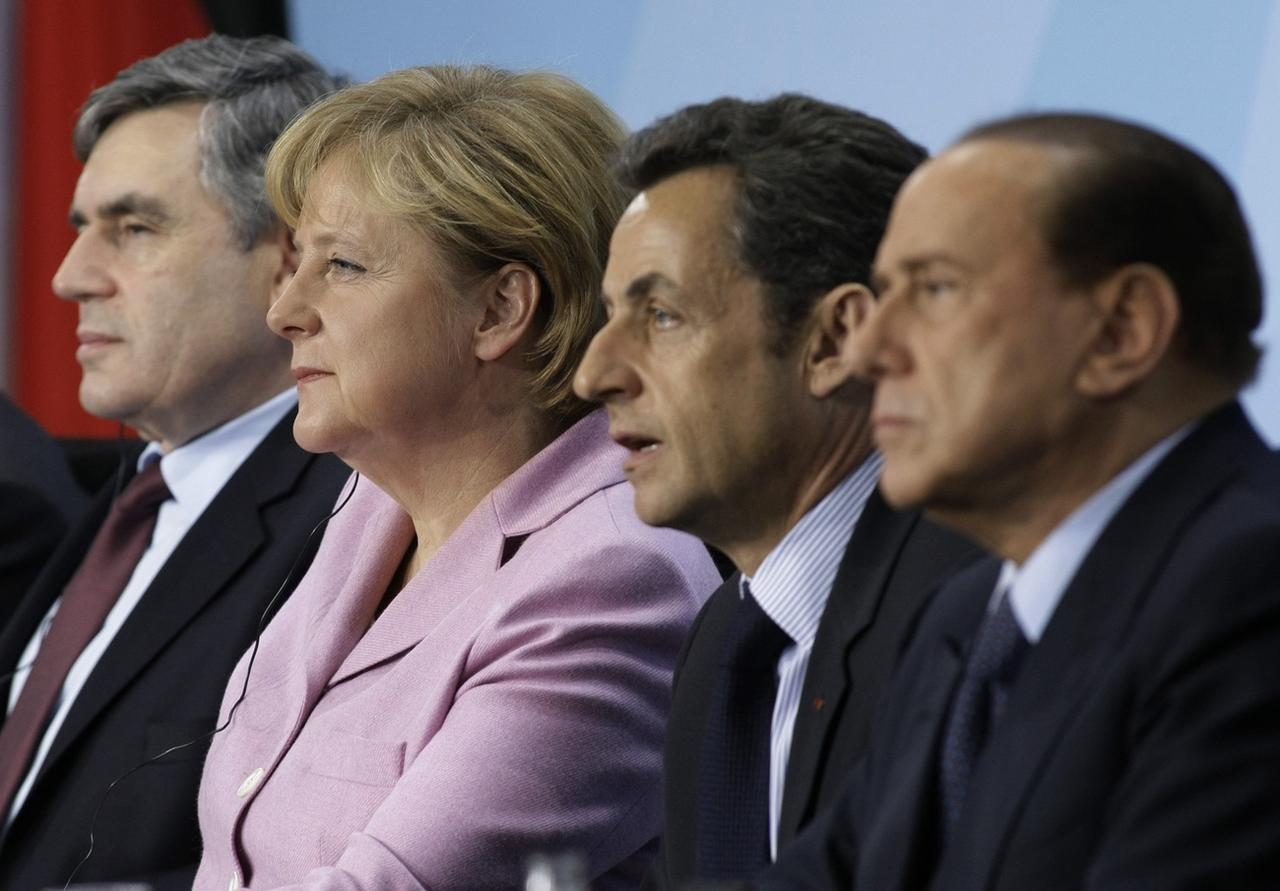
[
  {"x1": 949, "y1": 402, "x2": 1268, "y2": 889},
  {"x1": 37, "y1": 413, "x2": 315, "y2": 776},
  {"x1": 327, "y1": 497, "x2": 506, "y2": 688},
  {"x1": 0, "y1": 480, "x2": 118, "y2": 711},
  {"x1": 860, "y1": 565, "x2": 996, "y2": 891},
  {"x1": 322, "y1": 413, "x2": 622, "y2": 689},
  {"x1": 778, "y1": 490, "x2": 920, "y2": 842}
]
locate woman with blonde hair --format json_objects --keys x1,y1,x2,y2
[{"x1": 192, "y1": 66, "x2": 719, "y2": 890}]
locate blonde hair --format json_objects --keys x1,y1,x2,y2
[{"x1": 266, "y1": 65, "x2": 628, "y2": 422}]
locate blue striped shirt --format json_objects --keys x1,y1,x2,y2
[{"x1": 743, "y1": 451, "x2": 883, "y2": 859}]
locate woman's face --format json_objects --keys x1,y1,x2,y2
[{"x1": 268, "y1": 158, "x2": 482, "y2": 464}]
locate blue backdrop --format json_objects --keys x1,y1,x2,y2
[{"x1": 290, "y1": 0, "x2": 1280, "y2": 443}]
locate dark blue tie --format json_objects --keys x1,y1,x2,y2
[
  {"x1": 938, "y1": 592, "x2": 1030, "y2": 839},
  {"x1": 696, "y1": 584, "x2": 792, "y2": 879}
]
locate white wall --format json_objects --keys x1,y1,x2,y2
[{"x1": 290, "y1": 0, "x2": 1280, "y2": 443}]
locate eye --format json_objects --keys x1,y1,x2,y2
[
  {"x1": 327, "y1": 256, "x2": 366, "y2": 276},
  {"x1": 120, "y1": 221, "x2": 154, "y2": 237},
  {"x1": 917, "y1": 277, "x2": 957, "y2": 299},
  {"x1": 648, "y1": 305, "x2": 679, "y2": 330}
]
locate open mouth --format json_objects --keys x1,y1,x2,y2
[{"x1": 617, "y1": 434, "x2": 661, "y2": 454}]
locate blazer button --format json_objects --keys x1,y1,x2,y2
[{"x1": 237, "y1": 766, "x2": 266, "y2": 798}]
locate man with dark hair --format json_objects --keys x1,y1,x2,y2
[
  {"x1": 0, "y1": 35, "x2": 349, "y2": 890},
  {"x1": 746, "y1": 112, "x2": 1280, "y2": 890},
  {"x1": 574, "y1": 94, "x2": 982, "y2": 887}
]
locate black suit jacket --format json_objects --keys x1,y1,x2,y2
[
  {"x1": 0, "y1": 409, "x2": 349, "y2": 891},
  {"x1": 0, "y1": 395, "x2": 87, "y2": 628},
  {"x1": 755, "y1": 402, "x2": 1280, "y2": 891},
  {"x1": 653, "y1": 488, "x2": 983, "y2": 887}
]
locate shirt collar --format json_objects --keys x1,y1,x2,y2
[
  {"x1": 745, "y1": 451, "x2": 884, "y2": 645},
  {"x1": 997, "y1": 421, "x2": 1195, "y2": 643},
  {"x1": 139, "y1": 389, "x2": 298, "y2": 506}
]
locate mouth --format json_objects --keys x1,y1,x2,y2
[
  {"x1": 610, "y1": 430, "x2": 664, "y2": 471},
  {"x1": 292, "y1": 366, "x2": 332, "y2": 384},
  {"x1": 75, "y1": 331, "x2": 122, "y2": 360},
  {"x1": 870, "y1": 413, "x2": 916, "y2": 448}
]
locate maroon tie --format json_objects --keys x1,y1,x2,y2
[{"x1": 0, "y1": 461, "x2": 171, "y2": 816}]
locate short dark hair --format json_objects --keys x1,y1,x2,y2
[
  {"x1": 74, "y1": 34, "x2": 346, "y2": 249},
  {"x1": 962, "y1": 112, "x2": 1263, "y2": 388},
  {"x1": 615, "y1": 94, "x2": 927, "y2": 352}
]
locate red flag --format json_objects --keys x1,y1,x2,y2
[{"x1": 12, "y1": 0, "x2": 213, "y2": 436}]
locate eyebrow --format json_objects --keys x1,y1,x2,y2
[
  {"x1": 623, "y1": 271, "x2": 679, "y2": 302},
  {"x1": 68, "y1": 192, "x2": 175, "y2": 229},
  {"x1": 873, "y1": 253, "x2": 973, "y2": 289}
]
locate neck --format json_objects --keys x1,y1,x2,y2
[
  {"x1": 140, "y1": 370, "x2": 295, "y2": 453},
  {"x1": 934, "y1": 379, "x2": 1231, "y2": 564},
  {"x1": 352, "y1": 400, "x2": 557, "y2": 568},
  {"x1": 718, "y1": 413, "x2": 874, "y2": 576}
]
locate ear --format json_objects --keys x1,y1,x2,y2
[
  {"x1": 806, "y1": 282, "x2": 875, "y2": 399},
  {"x1": 266, "y1": 225, "x2": 300, "y2": 304},
  {"x1": 474, "y1": 263, "x2": 542, "y2": 362},
  {"x1": 1075, "y1": 263, "x2": 1181, "y2": 398}
]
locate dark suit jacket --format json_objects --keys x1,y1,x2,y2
[
  {"x1": 653, "y1": 488, "x2": 983, "y2": 887},
  {"x1": 754, "y1": 402, "x2": 1280, "y2": 891},
  {"x1": 0, "y1": 395, "x2": 87, "y2": 628},
  {"x1": 0, "y1": 409, "x2": 349, "y2": 891}
]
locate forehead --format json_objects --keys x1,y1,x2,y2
[
  {"x1": 79, "y1": 103, "x2": 205, "y2": 197},
  {"x1": 607, "y1": 166, "x2": 740, "y2": 283},
  {"x1": 297, "y1": 154, "x2": 449, "y2": 268},
  {"x1": 296, "y1": 156, "x2": 369, "y2": 230},
  {"x1": 878, "y1": 140, "x2": 1065, "y2": 270},
  {"x1": 297, "y1": 156, "x2": 409, "y2": 243}
]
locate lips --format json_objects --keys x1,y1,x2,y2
[
  {"x1": 75, "y1": 330, "x2": 122, "y2": 361},
  {"x1": 292, "y1": 366, "x2": 333, "y2": 384},
  {"x1": 609, "y1": 427, "x2": 664, "y2": 473},
  {"x1": 614, "y1": 433, "x2": 661, "y2": 452}
]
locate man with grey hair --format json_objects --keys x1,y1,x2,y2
[{"x1": 0, "y1": 35, "x2": 348, "y2": 890}]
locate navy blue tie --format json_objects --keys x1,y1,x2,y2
[
  {"x1": 938, "y1": 592, "x2": 1029, "y2": 839},
  {"x1": 696, "y1": 584, "x2": 792, "y2": 879}
]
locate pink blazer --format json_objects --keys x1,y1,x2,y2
[{"x1": 193, "y1": 411, "x2": 719, "y2": 890}]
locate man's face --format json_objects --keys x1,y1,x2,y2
[
  {"x1": 574, "y1": 166, "x2": 815, "y2": 546},
  {"x1": 858, "y1": 140, "x2": 1099, "y2": 518},
  {"x1": 53, "y1": 102, "x2": 290, "y2": 450}
]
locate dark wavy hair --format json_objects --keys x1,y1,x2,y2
[{"x1": 615, "y1": 94, "x2": 927, "y2": 353}]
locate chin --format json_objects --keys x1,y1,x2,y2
[
  {"x1": 877, "y1": 462, "x2": 933, "y2": 511},
  {"x1": 78, "y1": 382, "x2": 141, "y2": 425},
  {"x1": 291, "y1": 415, "x2": 342, "y2": 456},
  {"x1": 630, "y1": 486, "x2": 685, "y2": 532}
]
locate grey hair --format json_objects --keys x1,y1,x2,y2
[{"x1": 73, "y1": 34, "x2": 346, "y2": 249}]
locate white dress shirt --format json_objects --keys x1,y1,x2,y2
[
  {"x1": 993, "y1": 422, "x2": 1193, "y2": 642},
  {"x1": 5, "y1": 388, "x2": 297, "y2": 825},
  {"x1": 745, "y1": 451, "x2": 883, "y2": 860}
]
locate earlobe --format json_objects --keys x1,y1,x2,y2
[
  {"x1": 808, "y1": 283, "x2": 874, "y2": 398},
  {"x1": 1076, "y1": 264, "x2": 1180, "y2": 398},
  {"x1": 474, "y1": 263, "x2": 542, "y2": 362}
]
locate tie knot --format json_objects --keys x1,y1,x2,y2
[
  {"x1": 965, "y1": 593, "x2": 1028, "y2": 686},
  {"x1": 116, "y1": 461, "x2": 172, "y2": 517}
]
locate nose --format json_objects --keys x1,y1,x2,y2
[
  {"x1": 850, "y1": 288, "x2": 911, "y2": 382},
  {"x1": 52, "y1": 231, "x2": 115, "y2": 302},
  {"x1": 573, "y1": 319, "x2": 641, "y2": 404},
  {"x1": 266, "y1": 270, "x2": 320, "y2": 342}
]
